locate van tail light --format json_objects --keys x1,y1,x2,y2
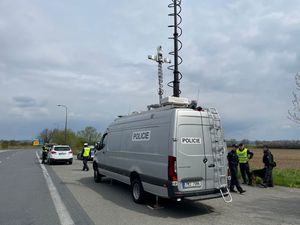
[
  {"x1": 69, "y1": 149, "x2": 73, "y2": 153},
  {"x1": 168, "y1": 156, "x2": 177, "y2": 181},
  {"x1": 50, "y1": 150, "x2": 56, "y2": 154}
]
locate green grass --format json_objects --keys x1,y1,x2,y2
[
  {"x1": 239, "y1": 168, "x2": 300, "y2": 188},
  {"x1": 273, "y1": 168, "x2": 300, "y2": 188}
]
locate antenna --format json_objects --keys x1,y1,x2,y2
[
  {"x1": 148, "y1": 46, "x2": 171, "y2": 105},
  {"x1": 168, "y1": 0, "x2": 183, "y2": 97}
]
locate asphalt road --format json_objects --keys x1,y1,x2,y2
[{"x1": 1, "y1": 149, "x2": 299, "y2": 225}]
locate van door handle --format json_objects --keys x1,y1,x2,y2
[{"x1": 208, "y1": 164, "x2": 215, "y2": 168}]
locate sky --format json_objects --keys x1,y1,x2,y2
[{"x1": 1, "y1": 0, "x2": 300, "y2": 141}]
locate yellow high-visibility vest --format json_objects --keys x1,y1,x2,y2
[
  {"x1": 83, "y1": 147, "x2": 91, "y2": 157},
  {"x1": 236, "y1": 148, "x2": 248, "y2": 163}
]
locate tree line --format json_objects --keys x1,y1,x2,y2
[
  {"x1": 1, "y1": 132, "x2": 300, "y2": 150},
  {"x1": 0, "y1": 126, "x2": 102, "y2": 150},
  {"x1": 37, "y1": 126, "x2": 102, "y2": 150},
  {"x1": 226, "y1": 139, "x2": 300, "y2": 149}
]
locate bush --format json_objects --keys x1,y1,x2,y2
[{"x1": 1, "y1": 141, "x2": 9, "y2": 149}]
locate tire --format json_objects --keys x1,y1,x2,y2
[
  {"x1": 131, "y1": 178, "x2": 145, "y2": 204},
  {"x1": 48, "y1": 158, "x2": 52, "y2": 165},
  {"x1": 93, "y1": 167, "x2": 103, "y2": 183},
  {"x1": 69, "y1": 159, "x2": 73, "y2": 165}
]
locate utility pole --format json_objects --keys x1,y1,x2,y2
[{"x1": 148, "y1": 46, "x2": 171, "y2": 105}]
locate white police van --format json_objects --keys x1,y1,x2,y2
[{"x1": 93, "y1": 97, "x2": 231, "y2": 203}]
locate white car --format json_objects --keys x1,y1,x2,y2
[{"x1": 47, "y1": 145, "x2": 73, "y2": 165}]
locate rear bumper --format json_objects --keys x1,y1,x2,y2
[
  {"x1": 183, "y1": 190, "x2": 225, "y2": 201},
  {"x1": 167, "y1": 184, "x2": 227, "y2": 201},
  {"x1": 50, "y1": 158, "x2": 73, "y2": 162}
]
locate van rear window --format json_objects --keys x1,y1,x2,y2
[{"x1": 54, "y1": 147, "x2": 70, "y2": 151}]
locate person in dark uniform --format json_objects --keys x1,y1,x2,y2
[
  {"x1": 236, "y1": 143, "x2": 254, "y2": 185},
  {"x1": 227, "y1": 144, "x2": 246, "y2": 193},
  {"x1": 252, "y1": 145, "x2": 276, "y2": 187},
  {"x1": 42, "y1": 146, "x2": 48, "y2": 164},
  {"x1": 262, "y1": 145, "x2": 275, "y2": 187}
]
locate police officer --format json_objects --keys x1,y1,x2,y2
[
  {"x1": 82, "y1": 143, "x2": 91, "y2": 171},
  {"x1": 42, "y1": 145, "x2": 48, "y2": 164},
  {"x1": 236, "y1": 143, "x2": 254, "y2": 185},
  {"x1": 261, "y1": 145, "x2": 275, "y2": 187},
  {"x1": 227, "y1": 144, "x2": 246, "y2": 193}
]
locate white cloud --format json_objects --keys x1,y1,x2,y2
[{"x1": 0, "y1": 0, "x2": 300, "y2": 140}]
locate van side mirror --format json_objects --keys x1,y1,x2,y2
[
  {"x1": 95, "y1": 142, "x2": 105, "y2": 150},
  {"x1": 95, "y1": 142, "x2": 101, "y2": 150}
]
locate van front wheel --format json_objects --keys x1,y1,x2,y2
[
  {"x1": 131, "y1": 179, "x2": 145, "y2": 203},
  {"x1": 93, "y1": 168, "x2": 103, "y2": 183}
]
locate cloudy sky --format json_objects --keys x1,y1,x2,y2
[{"x1": 1, "y1": 0, "x2": 300, "y2": 141}]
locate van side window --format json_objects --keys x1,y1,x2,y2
[
  {"x1": 102, "y1": 133, "x2": 108, "y2": 147},
  {"x1": 96, "y1": 133, "x2": 107, "y2": 150}
]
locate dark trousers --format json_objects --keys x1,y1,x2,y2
[
  {"x1": 239, "y1": 162, "x2": 252, "y2": 184},
  {"x1": 42, "y1": 152, "x2": 47, "y2": 164},
  {"x1": 263, "y1": 166, "x2": 273, "y2": 186},
  {"x1": 229, "y1": 166, "x2": 243, "y2": 192},
  {"x1": 82, "y1": 157, "x2": 89, "y2": 171}
]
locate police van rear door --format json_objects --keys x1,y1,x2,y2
[{"x1": 176, "y1": 110, "x2": 216, "y2": 193}]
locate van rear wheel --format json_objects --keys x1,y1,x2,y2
[{"x1": 131, "y1": 179, "x2": 145, "y2": 203}]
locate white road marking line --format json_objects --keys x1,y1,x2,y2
[{"x1": 35, "y1": 152, "x2": 75, "y2": 225}]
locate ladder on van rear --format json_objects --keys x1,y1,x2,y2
[{"x1": 207, "y1": 108, "x2": 232, "y2": 203}]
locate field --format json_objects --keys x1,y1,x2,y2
[{"x1": 248, "y1": 148, "x2": 300, "y2": 169}]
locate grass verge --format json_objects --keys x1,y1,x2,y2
[
  {"x1": 273, "y1": 168, "x2": 300, "y2": 188},
  {"x1": 240, "y1": 168, "x2": 300, "y2": 188}
]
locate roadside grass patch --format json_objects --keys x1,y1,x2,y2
[
  {"x1": 273, "y1": 168, "x2": 300, "y2": 188},
  {"x1": 242, "y1": 168, "x2": 300, "y2": 188}
]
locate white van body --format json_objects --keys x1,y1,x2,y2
[{"x1": 93, "y1": 101, "x2": 230, "y2": 202}]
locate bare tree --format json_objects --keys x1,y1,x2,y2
[
  {"x1": 288, "y1": 73, "x2": 300, "y2": 124},
  {"x1": 38, "y1": 128, "x2": 53, "y2": 144}
]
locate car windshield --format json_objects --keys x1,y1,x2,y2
[{"x1": 54, "y1": 146, "x2": 70, "y2": 151}]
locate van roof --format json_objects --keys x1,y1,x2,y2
[
  {"x1": 113, "y1": 106, "x2": 210, "y2": 125},
  {"x1": 116, "y1": 105, "x2": 198, "y2": 120}
]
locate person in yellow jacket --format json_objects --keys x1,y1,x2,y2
[
  {"x1": 236, "y1": 143, "x2": 254, "y2": 185},
  {"x1": 82, "y1": 143, "x2": 91, "y2": 171}
]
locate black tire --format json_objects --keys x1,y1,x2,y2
[
  {"x1": 131, "y1": 178, "x2": 145, "y2": 204},
  {"x1": 69, "y1": 159, "x2": 73, "y2": 165},
  {"x1": 48, "y1": 158, "x2": 52, "y2": 165},
  {"x1": 93, "y1": 167, "x2": 103, "y2": 183}
]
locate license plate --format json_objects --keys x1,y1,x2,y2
[
  {"x1": 183, "y1": 181, "x2": 202, "y2": 189},
  {"x1": 59, "y1": 153, "x2": 66, "y2": 155}
]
